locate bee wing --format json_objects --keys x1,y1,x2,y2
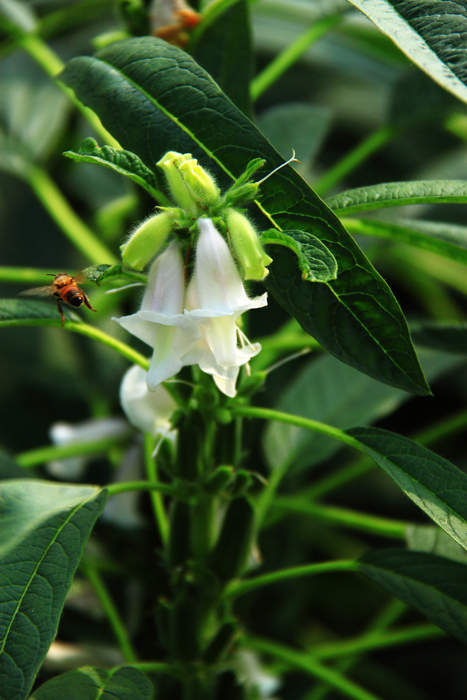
[{"x1": 20, "y1": 285, "x2": 55, "y2": 297}]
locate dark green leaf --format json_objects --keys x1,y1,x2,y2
[
  {"x1": 60, "y1": 37, "x2": 428, "y2": 394},
  {"x1": 406, "y1": 525, "x2": 467, "y2": 564},
  {"x1": 343, "y1": 217, "x2": 467, "y2": 266},
  {"x1": 257, "y1": 103, "x2": 331, "y2": 164},
  {"x1": 191, "y1": 0, "x2": 252, "y2": 116},
  {"x1": 262, "y1": 229, "x2": 338, "y2": 282},
  {"x1": 360, "y1": 549, "x2": 467, "y2": 644},
  {"x1": 82, "y1": 263, "x2": 147, "y2": 285},
  {"x1": 411, "y1": 320, "x2": 467, "y2": 354},
  {"x1": 30, "y1": 665, "x2": 153, "y2": 700},
  {"x1": 63, "y1": 138, "x2": 165, "y2": 200},
  {"x1": 0, "y1": 480, "x2": 106, "y2": 700},
  {"x1": 346, "y1": 0, "x2": 467, "y2": 104},
  {"x1": 327, "y1": 181, "x2": 467, "y2": 216},
  {"x1": 263, "y1": 349, "x2": 462, "y2": 472},
  {"x1": 348, "y1": 427, "x2": 467, "y2": 551},
  {"x1": 388, "y1": 70, "x2": 459, "y2": 126},
  {"x1": 0, "y1": 299, "x2": 80, "y2": 326},
  {"x1": 0, "y1": 450, "x2": 28, "y2": 480}
]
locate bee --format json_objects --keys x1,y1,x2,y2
[{"x1": 21, "y1": 273, "x2": 97, "y2": 326}]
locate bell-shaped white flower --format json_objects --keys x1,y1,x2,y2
[
  {"x1": 120, "y1": 364, "x2": 177, "y2": 437},
  {"x1": 183, "y1": 218, "x2": 267, "y2": 395},
  {"x1": 113, "y1": 241, "x2": 201, "y2": 390}
]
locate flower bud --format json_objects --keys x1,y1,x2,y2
[
  {"x1": 120, "y1": 210, "x2": 174, "y2": 270},
  {"x1": 157, "y1": 151, "x2": 220, "y2": 211},
  {"x1": 225, "y1": 208, "x2": 273, "y2": 280}
]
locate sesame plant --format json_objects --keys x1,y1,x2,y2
[{"x1": 2, "y1": 1, "x2": 467, "y2": 700}]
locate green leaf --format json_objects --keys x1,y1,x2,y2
[
  {"x1": 191, "y1": 0, "x2": 253, "y2": 116},
  {"x1": 360, "y1": 549, "x2": 467, "y2": 644},
  {"x1": 60, "y1": 37, "x2": 429, "y2": 394},
  {"x1": 346, "y1": 0, "x2": 467, "y2": 105},
  {"x1": 327, "y1": 181, "x2": 467, "y2": 216},
  {"x1": 343, "y1": 217, "x2": 467, "y2": 267},
  {"x1": 0, "y1": 0, "x2": 37, "y2": 33},
  {"x1": 30, "y1": 665, "x2": 153, "y2": 700},
  {"x1": 411, "y1": 320, "x2": 467, "y2": 354},
  {"x1": 388, "y1": 70, "x2": 458, "y2": 127},
  {"x1": 0, "y1": 451, "x2": 28, "y2": 480},
  {"x1": 0, "y1": 480, "x2": 107, "y2": 700},
  {"x1": 406, "y1": 525, "x2": 467, "y2": 564},
  {"x1": 257, "y1": 103, "x2": 331, "y2": 164},
  {"x1": 348, "y1": 427, "x2": 467, "y2": 551},
  {"x1": 82, "y1": 263, "x2": 147, "y2": 285},
  {"x1": 262, "y1": 229, "x2": 338, "y2": 282},
  {"x1": 63, "y1": 138, "x2": 165, "y2": 200},
  {"x1": 263, "y1": 349, "x2": 463, "y2": 472},
  {"x1": 0, "y1": 299, "x2": 80, "y2": 326}
]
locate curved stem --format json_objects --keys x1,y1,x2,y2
[
  {"x1": 17, "y1": 433, "x2": 130, "y2": 468},
  {"x1": 225, "y1": 559, "x2": 358, "y2": 599},
  {"x1": 251, "y1": 15, "x2": 342, "y2": 101},
  {"x1": 28, "y1": 165, "x2": 117, "y2": 264},
  {"x1": 144, "y1": 433, "x2": 170, "y2": 545},
  {"x1": 106, "y1": 480, "x2": 177, "y2": 497}
]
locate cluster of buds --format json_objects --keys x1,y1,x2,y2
[{"x1": 115, "y1": 151, "x2": 274, "y2": 397}]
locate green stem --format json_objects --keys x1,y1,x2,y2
[
  {"x1": 82, "y1": 562, "x2": 137, "y2": 663},
  {"x1": 27, "y1": 165, "x2": 117, "y2": 264},
  {"x1": 245, "y1": 636, "x2": 385, "y2": 700},
  {"x1": 313, "y1": 125, "x2": 398, "y2": 197},
  {"x1": 144, "y1": 433, "x2": 170, "y2": 545},
  {"x1": 313, "y1": 623, "x2": 444, "y2": 660},
  {"x1": 18, "y1": 32, "x2": 119, "y2": 148},
  {"x1": 232, "y1": 406, "x2": 362, "y2": 451},
  {"x1": 225, "y1": 559, "x2": 358, "y2": 599},
  {"x1": 251, "y1": 15, "x2": 342, "y2": 101},
  {"x1": 17, "y1": 434, "x2": 130, "y2": 468},
  {"x1": 106, "y1": 480, "x2": 177, "y2": 497},
  {"x1": 270, "y1": 498, "x2": 407, "y2": 539},
  {"x1": 0, "y1": 266, "x2": 63, "y2": 285},
  {"x1": 129, "y1": 661, "x2": 174, "y2": 674}
]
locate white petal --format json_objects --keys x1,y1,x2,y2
[
  {"x1": 120, "y1": 364, "x2": 177, "y2": 435},
  {"x1": 213, "y1": 372, "x2": 239, "y2": 398},
  {"x1": 141, "y1": 240, "x2": 185, "y2": 314}
]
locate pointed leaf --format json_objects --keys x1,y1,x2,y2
[
  {"x1": 0, "y1": 480, "x2": 107, "y2": 700},
  {"x1": 327, "y1": 181, "x2": 467, "y2": 216},
  {"x1": 360, "y1": 549, "x2": 467, "y2": 644},
  {"x1": 346, "y1": 0, "x2": 467, "y2": 105},
  {"x1": 262, "y1": 229, "x2": 338, "y2": 282},
  {"x1": 82, "y1": 263, "x2": 146, "y2": 286},
  {"x1": 60, "y1": 37, "x2": 429, "y2": 394},
  {"x1": 63, "y1": 138, "x2": 165, "y2": 200},
  {"x1": 30, "y1": 665, "x2": 153, "y2": 700},
  {"x1": 348, "y1": 427, "x2": 467, "y2": 551}
]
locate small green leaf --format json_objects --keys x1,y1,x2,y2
[
  {"x1": 262, "y1": 229, "x2": 338, "y2": 282},
  {"x1": 0, "y1": 299, "x2": 80, "y2": 326},
  {"x1": 0, "y1": 480, "x2": 106, "y2": 700},
  {"x1": 346, "y1": 0, "x2": 467, "y2": 105},
  {"x1": 82, "y1": 263, "x2": 147, "y2": 285},
  {"x1": 348, "y1": 427, "x2": 467, "y2": 551},
  {"x1": 327, "y1": 181, "x2": 467, "y2": 216},
  {"x1": 411, "y1": 320, "x2": 467, "y2": 354},
  {"x1": 63, "y1": 138, "x2": 165, "y2": 200},
  {"x1": 30, "y1": 665, "x2": 153, "y2": 700},
  {"x1": 360, "y1": 549, "x2": 467, "y2": 644}
]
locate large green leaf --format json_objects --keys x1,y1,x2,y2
[
  {"x1": 346, "y1": 0, "x2": 467, "y2": 105},
  {"x1": 360, "y1": 549, "x2": 467, "y2": 644},
  {"x1": 263, "y1": 349, "x2": 463, "y2": 472},
  {"x1": 327, "y1": 181, "x2": 467, "y2": 216},
  {"x1": 0, "y1": 299, "x2": 80, "y2": 327},
  {"x1": 30, "y1": 666, "x2": 153, "y2": 700},
  {"x1": 60, "y1": 37, "x2": 428, "y2": 395},
  {"x1": 0, "y1": 480, "x2": 106, "y2": 700},
  {"x1": 348, "y1": 427, "x2": 467, "y2": 551}
]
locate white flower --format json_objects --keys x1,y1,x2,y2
[
  {"x1": 233, "y1": 650, "x2": 281, "y2": 699},
  {"x1": 113, "y1": 241, "x2": 201, "y2": 390},
  {"x1": 120, "y1": 364, "x2": 177, "y2": 437}
]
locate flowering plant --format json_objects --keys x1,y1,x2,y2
[{"x1": 2, "y1": 3, "x2": 467, "y2": 700}]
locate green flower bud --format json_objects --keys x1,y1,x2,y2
[
  {"x1": 225, "y1": 208, "x2": 273, "y2": 280},
  {"x1": 157, "y1": 151, "x2": 220, "y2": 211},
  {"x1": 120, "y1": 210, "x2": 175, "y2": 270}
]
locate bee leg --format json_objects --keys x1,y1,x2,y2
[
  {"x1": 56, "y1": 300, "x2": 66, "y2": 327},
  {"x1": 84, "y1": 295, "x2": 97, "y2": 313}
]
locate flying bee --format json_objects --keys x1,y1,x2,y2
[{"x1": 21, "y1": 273, "x2": 96, "y2": 326}]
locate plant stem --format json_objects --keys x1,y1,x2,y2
[
  {"x1": 27, "y1": 165, "x2": 117, "y2": 264},
  {"x1": 251, "y1": 15, "x2": 342, "y2": 101},
  {"x1": 106, "y1": 480, "x2": 177, "y2": 497},
  {"x1": 0, "y1": 266, "x2": 67, "y2": 285},
  {"x1": 313, "y1": 125, "x2": 398, "y2": 197},
  {"x1": 225, "y1": 559, "x2": 358, "y2": 599},
  {"x1": 17, "y1": 434, "x2": 130, "y2": 468},
  {"x1": 144, "y1": 433, "x2": 170, "y2": 545},
  {"x1": 82, "y1": 562, "x2": 137, "y2": 663},
  {"x1": 18, "y1": 32, "x2": 119, "y2": 148},
  {"x1": 245, "y1": 636, "x2": 385, "y2": 700},
  {"x1": 130, "y1": 661, "x2": 174, "y2": 674},
  {"x1": 270, "y1": 498, "x2": 408, "y2": 539}
]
